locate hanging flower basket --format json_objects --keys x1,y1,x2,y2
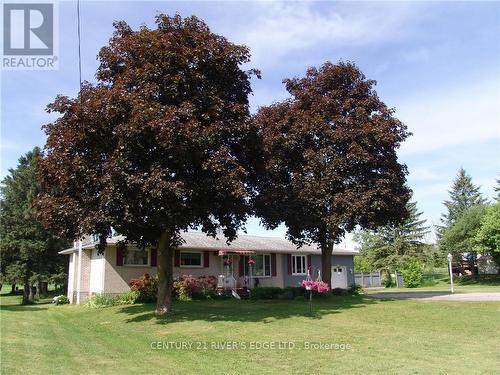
[
  {"x1": 300, "y1": 280, "x2": 330, "y2": 294},
  {"x1": 247, "y1": 258, "x2": 256, "y2": 265},
  {"x1": 302, "y1": 269, "x2": 330, "y2": 314}
]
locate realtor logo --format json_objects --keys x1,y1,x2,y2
[{"x1": 2, "y1": 2, "x2": 58, "y2": 69}]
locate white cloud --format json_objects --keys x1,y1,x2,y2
[
  {"x1": 232, "y1": 2, "x2": 423, "y2": 68},
  {"x1": 397, "y1": 79, "x2": 500, "y2": 155}
]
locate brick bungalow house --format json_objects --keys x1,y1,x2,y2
[{"x1": 59, "y1": 231, "x2": 358, "y2": 304}]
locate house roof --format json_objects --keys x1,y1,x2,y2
[{"x1": 59, "y1": 231, "x2": 358, "y2": 255}]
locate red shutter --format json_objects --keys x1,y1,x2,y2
[
  {"x1": 116, "y1": 247, "x2": 123, "y2": 266},
  {"x1": 174, "y1": 250, "x2": 180, "y2": 267},
  {"x1": 307, "y1": 255, "x2": 312, "y2": 274},
  {"x1": 203, "y1": 251, "x2": 209, "y2": 268},
  {"x1": 287, "y1": 254, "x2": 292, "y2": 275},
  {"x1": 239, "y1": 256, "x2": 244, "y2": 276},
  {"x1": 271, "y1": 253, "x2": 277, "y2": 277},
  {"x1": 150, "y1": 249, "x2": 157, "y2": 267}
]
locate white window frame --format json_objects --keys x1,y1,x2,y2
[
  {"x1": 123, "y1": 248, "x2": 150, "y2": 267},
  {"x1": 179, "y1": 251, "x2": 204, "y2": 268},
  {"x1": 245, "y1": 254, "x2": 272, "y2": 278},
  {"x1": 292, "y1": 255, "x2": 308, "y2": 275}
]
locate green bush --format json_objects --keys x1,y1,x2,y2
[
  {"x1": 401, "y1": 259, "x2": 423, "y2": 288},
  {"x1": 278, "y1": 289, "x2": 294, "y2": 300},
  {"x1": 348, "y1": 284, "x2": 363, "y2": 295},
  {"x1": 249, "y1": 287, "x2": 283, "y2": 300},
  {"x1": 284, "y1": 287, "x2": 306, "y2": 298},
  {"x1": 381, "y1": 270, "x2": 394, "y2": 288},
  {"x1": 85, "y1": 294, "x2": 123, "y2": 308},
  {"x1": 119, "y1": 290, "x2": 141, "y2": 304},
  {"x1": 331, "y1": 288, "x2": 348, "y2": 296},
  {"x1": 85, "y1": 291, "x2": 141, "y2": 308}
]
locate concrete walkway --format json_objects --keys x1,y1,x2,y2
[{"x1": 367, "y1": 292, "x2": 500, "y2": 301}]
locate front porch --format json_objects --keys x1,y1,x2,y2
[{"x1": 215, "y1": 250, "x2": 278, "y2": 293}]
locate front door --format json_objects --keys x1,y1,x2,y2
[
  {"x1": 221, "y1": 255, "x2": 236, "y2": 289},
  {"x1": 331, "y1": 266, "x2": 347, "y2": 289}
]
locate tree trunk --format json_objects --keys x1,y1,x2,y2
[
  {"x1": 41, "y1": 281, "x2": 48, "y2": 295},
  {"x1": 10, "y1": 284, "x2": 16, "y2": 294},
  {"x1": 156, "y1": 230, "x2": 174, "y2": 316},
  {"x1": 30, "y1": 285, "x2": 36, "y2": 301},
  {"x1": 22, "y1": 282, "x2": 32, "y2": 305},
  {"x1": 321, "y1": 241, "x2": 334, "y2": 288}
]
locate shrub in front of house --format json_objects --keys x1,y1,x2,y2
[
  {"x1": 173, "y1": 275, "x2": 218, "y2": 301},
  {"x1": 249, "y1": 287, "x2": 284, "y2": 300},
  {"x1": 348, "y1": 284, "x2": 363, "y2": 295},
  {"x1": 331, "y1": 287, "x2": 348, "y2": 296},
  {"x1": 129, "y1": 273, "x2": 158, "y2": 302},
  {"x1": 85, "y1": 291, "x2": 141, "y2": 308},
  {"x1": 85, "y1": 293, "x2": 124, "y2": 308},
  {"x1": 119, "y1": 290, "x2": 141, "y2": 304}
]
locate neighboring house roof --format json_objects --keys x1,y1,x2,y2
[{"x1": 59, "y1": 231, "x2": 358, "y2": 255}]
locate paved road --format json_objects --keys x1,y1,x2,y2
[{"x1": 367, "y1": 292, "x2": 500, "y2": 301}]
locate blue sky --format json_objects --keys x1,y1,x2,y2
[{"x1": 1, "y1": 1, "x2": 499, "y2": 247}]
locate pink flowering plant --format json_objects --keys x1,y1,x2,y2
[{"x1": 301, "y1": 280, "x2": 330, "y2": 294}]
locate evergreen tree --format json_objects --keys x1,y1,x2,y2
[
  {"x1": 494, "y1": 176, "x2": 500, "y2": 201},
  {"x1": 355, "y1": 197, "x2": 431, "y2": 271},
  {"x1": 0, "y1": 148, "x2": 67, "y2": 304},
  {"x1": 441, "y1": 168, "x2": 486, "y2": 227}
]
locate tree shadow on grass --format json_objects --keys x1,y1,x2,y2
[
  {"x1": 118, "y1": 295, "x2": 391, "y2": 324},
  {"x1": 366, "y1": 291, "x2": 453, "y2": 300},
  {"x1": 0, "y1": 304, "x2": 49, "y2": 312},
  {"x1": 0, "y1": 293, "x2": 53, "y2": 311}
]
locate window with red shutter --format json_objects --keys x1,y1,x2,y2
[
  {"x1": 203, "y1": 251, "x2": 209, "y2": 268},
  {"x1": 150, "y1": 249, "x2": 157, "y2": 267}
]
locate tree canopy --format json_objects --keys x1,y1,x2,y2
[
  {"x1": 355, "y1": 198, "x2": 433, "y2": 271},
  {"x1": 0, "y1": 148, "x2": 67, "y2": 304},
  {"x1": 36, "y1": 14, "x2": 259, "y2": 314},
  {"x1": 475, "y1": 203, "x2": 500, "y2": 265},
  {"x1": 253, "y1": 61, "x2": 410, "y2": 283},
  {"x1": 440, "y1": 204, "x2": 488, "y2": 276}
]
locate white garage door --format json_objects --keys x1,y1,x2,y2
[
  {"x1": 89, "y1": 249, "x2": 105, "y2": 293},
  {"x1": 331, "y1": 266, "x2": 347, "y2": 289}
]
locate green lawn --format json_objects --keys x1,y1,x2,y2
[
  {"x1": 366, "y1": 283, "x2": 500, "y2": 294},
  {"x1": 374, "y1": 273, "x2": 500, "y2": 293},
  {"x1": 2, "y1": 290, "x2": 500, "y2": 374}
]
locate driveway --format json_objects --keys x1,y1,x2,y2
[{"x1": 367, "y1": 292, "x2": 500, "y2": 301}]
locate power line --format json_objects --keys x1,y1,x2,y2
[{"x1": 77, "y1": 0, "x2": 82, "y2": 89}]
